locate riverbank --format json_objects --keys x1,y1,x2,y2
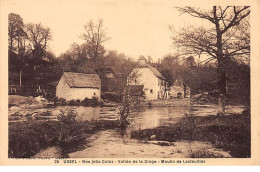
[
  {"x1": 131, "y1": 113, "x2": 250, "y2": 158},
  {"x1": 9, "y1": 95, "x2": 46, "y2": 109},
  {"x1": 143, "y1": 98, "x2": 190, "y2": 107},
  {"x1": 9, "y1": 118, "x2": 119, "y2": 158},
  {"x1": 68, "y1": 129, "x2": 230, "y2": 158}
]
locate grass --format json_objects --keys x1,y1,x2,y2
[
  {"x1": 131, "y1": 113, "x2": 250, "y2": 158},
  {"x1": 9, "y1": 119, "x2": 119, "y2": 158}
]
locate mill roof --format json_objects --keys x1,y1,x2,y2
[
  {"x1": 61, "y1": 72, "x2": 101, "y2": 89},
  {"x1": 137, "y1": 63, "x2": 165, "y2": 80}
]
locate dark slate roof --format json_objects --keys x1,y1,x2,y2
[
  {"x1": 62, "y1": 72, "x2": 101, "y2": 89},
  {"x1": 137, "y1": 63, "x2": 165, "y2": 80}
]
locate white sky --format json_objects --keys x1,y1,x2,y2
[{"x1": 5, "y1": 0, "x2": 211, "y2": 60}]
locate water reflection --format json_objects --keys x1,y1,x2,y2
[
  {"x1": 129, "y1": 107, "x2": 189, "y2": 130},
  {"x1": 55, "y1": 106, "x2": 189, "y2": 130}
]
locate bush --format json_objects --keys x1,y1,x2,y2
[
  {"x1": 68, "y1": 99, "x2": 81, "y2": 106},
  {"x1": 59, "y1": 98, "x2": 67, "y2": 106},
  {"x1": 9, "y1": 116, "x2": 119, "y2": 158},
  {"x1": 81, "y1": 97, "x2": 91, "y2": 106},
  {"x1": 81, "y1": 97, "x2": 99, "y2": 107},
  {"x1": 57, "y1": 108, "x2": 77, "y2": 124},
  {"x1": 90, "y1": 96, "x2": 99, "y2": 106},
  {"x1": 99, "y1": 99, "x2": 104, "y2": 107},
  {"x1": 101, "y1": 92, "x2": 121, "y2": 102},
  {"x1": 9, "y1": 121, "x2": 64, "y2": 158}
]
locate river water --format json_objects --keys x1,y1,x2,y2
[
  {"x1": 67, "y1": 106, "x2": 197, "y2": 158},
  {"x1": 57, "y1": 106, "x2": 190, "y2": 130},
  {"x1": 34, "y1": 105, "x2": 243, "y2": 158}
]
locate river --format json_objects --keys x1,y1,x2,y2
[
  {"x1": 65, "y1": 106, "x2": 190, "y2": 130},
  {"x1": 33, "y1": 105, "x2": 244, "y2": 158}
]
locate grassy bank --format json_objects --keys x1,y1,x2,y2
[
  {"x1": 131, "y1": 113, "x2": 250, "y2": 158},
  {"x1": 9, "y1": 119, "x2": 119, "y2": 158}
]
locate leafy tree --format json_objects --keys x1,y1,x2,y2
[
  {"x1": 157, "y1": 54, "x2": 181, "y2": 86},
  {"x1": 8, "y1": 13, "x2": 60, "y2": 97},
  {"x1": 57, "y1": 42, "x2": 95, "y2": 74},
  {"x1": 8, "y1": 13, "x2": 25, "y2": 53},
  {"x1": 8, "y1": 13, "x2": 28, "y2": 87}
]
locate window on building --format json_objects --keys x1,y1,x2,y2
[
  {"x1": 93, "y1": 92, "x2": 96, "y2": 95},
  {"x1": 177, "y1": 92, "x2": 182, "y2": 99},
  {"x1": 150, "y1": 89, "x2": 153, "y2": 94}
]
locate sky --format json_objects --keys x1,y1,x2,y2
[{"x1": 5, "y1": 0, "x2": 210, "y2": 60}]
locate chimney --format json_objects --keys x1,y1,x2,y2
[{"x1": 138, "y1": 57, "x2": 146, "y2": 66}]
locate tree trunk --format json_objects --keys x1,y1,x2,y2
[
  {"x1": 19, "y1": 66, "x2": 23, "y2": 87},
  {"x1": 183, "y1": 81, "x2": 187, "y2": 98},
  {"x1": 214, "y1": 9, "x2": 227, "y2": 115},
  {"x1": 217, "y1": 57, "x2": 228, "y2": 95},
  {"x1": 10, "y1": 38, "x2": 13, "y2": 53},
  {"x1": 216, "y1": 59, "x2": 227, "y2": 116},
  {"x1": 120, "y1": 114, "x2": 127, "y2": 129},
  {"x1": 217, "y1": 95, "x2": 225, "y2": 116}
]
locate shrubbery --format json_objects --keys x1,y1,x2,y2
[
  {"x1": 101, "y1": 92, "x2": 121, "y2": 102},
  {"x1": 8, "y1": 109, "x2": 119, "y2": 158},
  {"x1": 81, "y1": 96, "x2": 99, "y2": 107},
  {"x1": 53, "y1": 97, "x2": 100, "y2": 107},
  {"x1": 68, "y1": 99, "x2": 81, "y2": 106}
]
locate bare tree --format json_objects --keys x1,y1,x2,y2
[
  {"x1": 17, "y1": 23, "x2": 52, "y2": 87},
  {"x1": 171, "y1": 6, "x2": 250, "y2": 115},
  {"x1": 119, "y1": 68, "x2": 143, "y2": 133},
  {"x1": 81, "y1": 19, "x2": 109, "y2": 68},
  {"x1": 26, "y1": 23, "x2": 52, "y2": 58}
]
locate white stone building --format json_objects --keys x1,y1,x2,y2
[
  {"x1": 169, "y1": 79, "x2": 191, "y2": 98},
  {"x1": 56, "y1": 72, "x2": 101, "y2": 101},
  {"x1": 128, "y1": 59, "x2": 167, "y2": 100}
]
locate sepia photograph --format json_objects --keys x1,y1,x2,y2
[{"x1": 1, "y1": 0, "x2": 260, "y2": 166}]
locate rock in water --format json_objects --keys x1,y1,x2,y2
[
  {"x1": 146, "y1": 140, "x2": 172, "y2": 146},
  {"x1": 150, "y1": 135, "x2": 156, "y2": 140}
]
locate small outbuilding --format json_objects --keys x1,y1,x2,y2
[
  {"x1": 56, "y1": 72, "x2": 101, "y2": 101},
  {"x1": 169, "y1": 79, "x2": 190, "y2": 98}
]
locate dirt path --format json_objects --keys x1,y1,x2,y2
[{"x1": 68, "y1": 130, "x2": 231, "y2": 158}]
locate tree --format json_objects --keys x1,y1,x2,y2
[
  {"x1": 171, "y1": 6, "x2": 250, "y2": 114},
  {"x1": 17, "y1": 23, "x2": 51, "y2": 88},
  {"x1": 158, "y1": 54, "x2": 181, "y2": 86},
  {"x1": 26, "y1": 23, "x2": 52, "y2": 63},
  {"x1": 57, "y1": 42, "x2": 97, "y2": 74},
  {"x1": 118, "y1": 63, "x2": 142, "y2": 133},
  {"x1": 81, "y1": 19, "x2": 109, "y2": 68},
  {"x1": 8, "y1": 13, "x2": 25, "y2": 53},
  {"x1": 147, "y1": 56, "x2": 153, "y2": 64},
  {"x1": 8, "y1": 13, "x2": 29, "y2": 87},
  {"x1": 171, "y1": 6, "x2": 250, "y2": 95}
]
